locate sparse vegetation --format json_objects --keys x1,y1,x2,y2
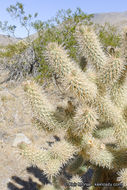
[{"x1": 95, "y1": 22, "x2": 121, "y2": 48}]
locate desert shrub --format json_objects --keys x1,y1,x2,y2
[
  {"x1": 0, "y1": 3, "x2": 94, "y2": 83},
  {"x1": 0, "y1": 40, "x2": 28, "y2": 58},
  {"x1": 94, "y1": 22, "x2": 121, "y2": 49}
]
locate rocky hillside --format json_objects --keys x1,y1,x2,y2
[
  {"x1": 92, "y1": 11, "x2": 127, "y2": 30},
  {"x1": 0, "y1": 34, "x2": 20, "y2": 47}
]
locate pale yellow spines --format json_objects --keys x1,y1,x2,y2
[
  {"x1": 19, "y1": 143, "x2": 63, "y2": 179},
  {"x1": 45, "y1": 42, "x2": 97, "y2": 104},
  {"x1": 123, "y1": 106, "x2": 127, "y2": 122},
  {"x1": 99, "y1": 56, "x2": 126, "y2": 86},
  {"x1": 94, "y1": 127, "x2": 116, "y2": 144},
  {"x1": 23, "y1": 80, "x2": 62, "y2": 131},
  {"x1": 75, "y1": 25, "x2": 108, "y2": 71},
  {"x1": 42, "y1": 158, "x2": 62, "y2": 180},
  {"x1": 81, "y1": 134, "x2": 114, "y2": 169},
  {"x1": 75, "y1": 25, "x2": 126, "y2": 90},
  {"x1": 117, "y1": 168, "x2": 127, "y2": 188},
  {"x1": 18, "y1": 143, "x2": 50, "y2": 168},
  {"x1": 113, "y1": 116, "x2": 127, "y2": 148},
  {"x1": 48, "y1": 139, "x2": 79, "y2": 165},
  {"x1": 81, "y1": 132, "x2": 127, "y2": 170},
  {"x1": 95, "y1": 94, "x2": 121, "y2": 123},
  {"x1": 19, "y1": 140, "x2": 78, "y2": 180},
  {"x1": 69, "y1": 175, "x2": 82, "y2": 190},
  {"x1": 85, "y1": 66, "x2": 97, "y2": 83},
  {"x1": 109, "y1": 78, "x2": 127, "y2": 109},
  {"x1": 95, "y1": 94, "x2": 127, "y2": 148},
  {"x1": 120, "y1": 26, "x2": 127, "y2": 63},
  {"x1": 73, "y1": 105, "x2": 98, "y2": 136}
]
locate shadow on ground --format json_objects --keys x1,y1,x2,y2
[
  {"x1": 7, "y1": 166, "x2": 50, "y2": 190},
  {"x1": 7, "y1": 165, "x2": 93, "y2": 190}
]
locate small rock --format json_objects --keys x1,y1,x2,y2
[{"x1": 12, "y1": 133, "x2": 31, "y2": 147}]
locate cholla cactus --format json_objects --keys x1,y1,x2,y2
[{"x1": 20, "y1": 25, "x2": 127, "y2": 189}]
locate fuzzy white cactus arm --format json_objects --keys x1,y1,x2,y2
[
  {"x1": 23, "y1": 80, "x2": 64, "y2": 131},
  {"x1": 109, "y1": 78, "x2": 127, "y2": 109},
  {"x1": 19, "y1": 140, "x2": 79, "y2": 180},
  {"x1": 69, "y1": 175, "x2": 83, "y2": 190},
  {"x1": 81, "y1": 134, "x2": 114, "y2": 169},
  {"x1": 105, "y1": 28, "x2": 127, "y2": 111},
  {"x1": 72, "y1": 105, "x2": 99, "y2": 136},
  {"x1": 95, "y1": 94, "x2": 127, "y2": 148},
  {"x1": 93, "y1": 126, "x2": 116, "y2": 144},
  {"x1": 108, "y1": 29, "x2": 127, "y2": 110},
  {"x1": 75, "y1": 25, "x2": 108, "y2": 71},
  {"x1": 44, "y1": 42, "x2": 97, "y2": 105},
  {"x1": 81, "y1": 133, "x2": 127, "y2": 170},
  {"x1": 76, "y1": 25, "x2": 127, "y2": 114},
  {"x1": 120, "y1": 27, "x2": 127, "y2": 64},
  {"x1": 75, "y1": 25, "x2": 126, "y2": 87},
  {"x1": 99, "y1": 56, "x2": 126, "y2": 86}
]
